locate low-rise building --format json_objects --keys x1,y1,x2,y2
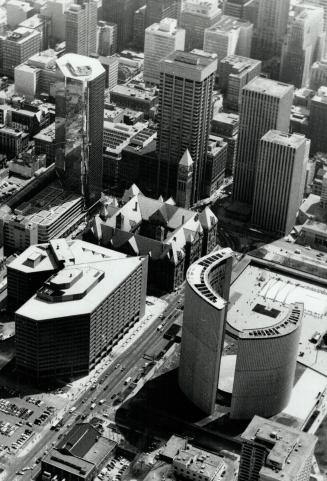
[
  {"x1": 110, "y1": 84, "x2": 158, "y2": 119},
  {"x1": 203, "y1": 135, "x2": 228, "y2": 197},
  {"x1": 0, "y1": 126, "x2": 29, "y2": 159},
  {"x1": 33, "y1": 122, "x2": 55, "y2": 165},
  {"x1": 211, "y1": 112, "x2": 239, "y2": 175}
]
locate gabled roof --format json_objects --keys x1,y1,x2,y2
[
  {"x1": 198, "y1": 206, "x2": 218, "y2": 230},
  {"x1": 122, "y1": 183, "x2": 142, "y2": 203},
  {"x1": 179, "y1": 149, "x2": 193, "y2": 168}
]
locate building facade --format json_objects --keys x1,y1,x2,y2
[
  {"x1": 65, "y1": 0, "x2": 97, "y2": 56},
  {"x1": 233, "y1": 77, "x2": 293, "y2": 205},
  {"x1": 157, "y1": 50, "x2": 217, "y2": 203},
  {"x1": 179, "y1": 249, "x2": 234, "y2": 415},
  {"x1": 55, "y1": 54, "x2": 105, "y2": 206},
  {"x1": 308, "y1": 86, "x2": 327, "y2": 155}
]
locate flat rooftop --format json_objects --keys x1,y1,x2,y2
[
  {"x1": 33, "y1": 122, "x2": 55, "y2": 142},
  {"x1": 261, "y1": 130, "x2": 307, "y2": 148},
  {"x1": 207, "y1": 15, "x2": 251, "y2": 33},
  {"x1": 111, "y1": 84, "x2": 157, "y2": 101},
  {"x1": 11, "y1": 182, "x2": 82, "y2": 228},
  {"x1": 160, "y1": 50, "x2": 218, "y2": 80},
  {"x1": 244, "y1": 77, "x2": 293, "y2": 97},
  {"x1": 57, "y1": 53, "x2": 105, "y2": 82}
]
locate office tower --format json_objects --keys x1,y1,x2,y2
[
  {"x1": 203, "y1": 135, "x2": 228, "y2": 197},
  {"x1": 239, "y1": 416, "x2": 317, "y2": 481},
  {"x1": 6, "y1": 0, "x2": 34, "y2": 28},
  {"x1": 14, "y1": 239, "x2": 148, "y2": 383},
  {"x1": 204, "y1": 16, "x2": 253, "y2": 62},
  {"x1": 223, "y1": 0, "x2": 252, "y2": 18},
  {"x1": 144, "y1": 18, "x2": 185, "y2": 85},
  {"x1": 157, "y1": 51, "x2": 217, "y2": 203},
  {"x1": 252, "y1": 131, "x2": 309, "y2": 236},
  {"x1": 2, "y1": 28, "x2": 41, "y2": 78},
  {"x1": 233, "y1": 77, "x2": 293, "y2": 205},
  {"x1": 55, "y1": 54, "x2": 105, "y2": 206},
  {"x1": 310, "y1": 59, "x2": 327, "y2": 91},
  {"x1": 40, "y1": 0, "x2": 74, "y2": 43},
  {"x1": 311, "y1": 0, "x2": 327, "y2": 32},
  {"x1": 145, "y1": 0, "x2": 182, "y2": 28},
  {"x1": 218, "y1": 55, "x2": 261, "y2": 112},
  {"x1": 180, "y1": 0, "x2": 222, "y2": 51},
  {"x1": 133, "y1": 5, "x2": 146, "y2": 50},
  {"x1": 179, "y1": 249, "x2": 233, "y2": 415},
  {"x1": 100, "y1": 56, "x2": 119, "y2": 90},
  {"x1": 19, "y1": 14, "x2": 50, "y2": 51},
  {"x1": 211, "y1": 111, "x2": 239, "y2": 174},
  {"x1": 97, "y1": 21, "x2": 117, "y2": 56},
  {"x1": 308, "y1": 86, "x2": 327, "y2": 154},
  {"x1": 280, "y1": 4, "x2": 324, "y2": 89},
  {"x1": 102, "y1": 0, "x2": 138, "y2": 50},
  {"x1": 252, "y1": 0, "x2": 290, "y2": 76},
  {"x1": 65, "y1": 0, "x2": 97, "y2": 56}
]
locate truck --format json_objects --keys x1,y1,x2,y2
[
  {"x1": 90, "y1": 402, "x2": 96, "y2": 410},
  {"x1": 124, "y1": 376, "x2": 132, "y2": 385},
  {"x1": 99, "y1": 399, "x2": 105, "y2": 405}
]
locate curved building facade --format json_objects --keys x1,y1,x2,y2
[
  {"x1": 230, "y1": 303, "x2": 303, "y2": 420},
  {"x1": 178, "y1": 249, "x2": 234, "y2": 415}
]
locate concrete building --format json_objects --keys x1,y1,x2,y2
[
  {"x1": 33, "y1": 122, "x2": 55, "y2": 165},
  {"x1": 310, "y1": 59, "x2": 327, "y2": 91},
  {"x1": 145, "y1": 0, "x2": 182, "y2": 28},
  {"x1": 133, "y1": 5, "x2": 146, "y2": 50},
  {"x1": 233, "y1": 77, "x2": 294, "y2": 205},
  {"x1": 252, "y1": 0, "x2": 290, "y2": 77},
  {"x1": 96, "y1": 21, "x2": 117, "y2": 57},
  {"x1": 179, "y1": 249, "x2": 234, "y2": 415},
  {"x1": 144, "y1": 18, "x2": 185, "y2": 85},
  {"x1": 102, "y1": 0, "x2": 138, "y2": 50},
  {"x1": 211, "y1": 111, "x2": 239, "y2": 174},
  {"x1": 19, "y1": 14, "x2": 50, "y2": 51},
  {"x1": 55, "y1": 54, "x2": 105, "y2": 206},
  {"x1": 40, "y1": 0, "x2": 74, "y2": 43},
  {"x1": 223, "y1": 0, "x2": 254, "y2": 19},
  {"x1": 203, "y1": 135, "x2": 228, "y2": 198},
  {"x1": 90, "y1": 54, "x2": 119, "y2": 90},
  {"x1": 6, "y1": 0, "x2": 34, "y2": 28},
  {"x1": 2, "y1": 27, "x2": 41, "y2": 78},
  {"x1": 92, "y1": 186, "x2": 218, "y2": 291},
  {"x1": 157, "y1": 50, "x2": 217, "y2": 204},
  {"x1": 204, "y1": 16, "x2": 253, "y2": 64},
  {"x1": 0, "y1": 126, "x2": 29, "y2": 159},
  {"x1": 308, "y1": 86, "x2": 327, "y2": 155},
  {"x1": 109, "y1": 84, "x2": 158, "y2": 118},
  {"x1": 218, "y1": 55, "x2": 261, "y2": 111},
  {"x1": 251, "y1": 131, "x2": 309, "y2": 237},
  {"x1": 41, "y1": 423, "x2": 116, "y2": 481},
  {"x1": 238, "y1": 416, "x2": 317, "y2": 481},
  {"x1": 280, "y1": 4, "x2": 324, "y2": 89},
  {"x1": 65, "y1": 0, "x2": 97, "y2": 56},
  {"x1": 14, "y1": 239, "x2": 148, "y2": 382},
  {"x1": 180, "y1": 0, "x2": 222, "y2": 51}
]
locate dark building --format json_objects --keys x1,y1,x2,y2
[
  {"x1": 133, "y1": 5, "x2": 146, "y2": 50},
  {"x1": 102, "y1": 0, "x2": 139, "y2": 50},
  {"x1": 55, "y1": 54, "x2": 105, "y2": 206},
  {"x1": 211, "y1": 112, "x2": 239, "y2": 175},
  {"x1": 203, "y1": 135, "x2": 228, "y2": 198},
  {"x1": 157, "y1": 51, "x2": 217, "y2": 204},
  {"x1": 145, "y1": 0, "x2": 182, "y2": 27}
]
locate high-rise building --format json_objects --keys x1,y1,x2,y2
[
  {"x1": 218, "y1": 55, "x2": 261, "y2": 112},
  {"x1": 204, "y1": 15, "x2": 253, "y2": 62},
  {"x1": 280, "y1": 4, "x2": 324, "y2": 88},
  {"x1": 102, "y1": 0, "x2": 139, "y2": 50},
  {"x1": 252, "y1": 0, "x2": 290, "y2": 77},
  {"x1": 238, "y1": 416, "x2": 317, "y2": 481},
  {"x1": 310, "y1": 59, "x2": 327, "y2": 91},
  {"x1": 311, "y1": 0, "x2": 327, "y2": 33},
  {"x1": 145, "y1": 0, "x2": 182, "y2": 28},
  {"x1": 133, "y1": 5, "x2": 146, "y2": 50},
  {"x1": 308, "y1": 86, "x2": 327, "y2": 154},
  {"x1": 40, "y1": 0, "x2": 74, "y2": 43},
  {"x1": 14, "y1": 239, "x2": 148, "y2": 383},
  {"x1": 6, "y1": 0, "x2": 34, "y2": 28},
  {"x1": 251, "y1": 131, "x2": 309, "y2": 237},
  {"x1": 180, "y1": 0, "x2": 222, "y2": 51},
  {"x1": 223, "y1": 0, "x2": 248, "y2": 17},
  {"x1": 65, "y1": 0, "x2": 97, "y2": 56},
  {"x1": 211, "y1": 111, "x2": 239, "y2": 175},
  {"x1": 2, "y1": 27, "x2": 41, "y2": 78},
  {"x1": 55, "y1": 54, "x2": 105, "y2": 206},
  {"x1": 96, "y1": 21, "x2": 117, "y2": 56},
  {"x1": 157, "y1": 50, "x2": 217, "y2": 203},
  {"x1": 203, "y1": 135, "x2": 228, "y2": 197},
  {"x1": 233, "y1": 77, "x2": 294, "y2": 205},
  {"x1": 144, "y1": 18, "x2": 185, "y2": 85},
  {"x1": 179, "y1": 249, "x2": 234, "y2": 415}
]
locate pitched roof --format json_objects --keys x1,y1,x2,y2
[{"x1": 179, "y1": 149, "x2": 193, "y2": 167}]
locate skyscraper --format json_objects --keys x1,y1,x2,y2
[
  {"x1": 144, "y1": 18, "x2": 185, "y2": 85},
  {"x1": 180, "y1": 0, "x2": 221, "y2": 51},
  {"x1": 179, "y1": 249, "x2": 234, "y2": 415},
  {"x1": 310, "y1": 59, "x2": 327, "y2": 91},
  {"x1": 252, "y1": 0, "x2": 290, "y2": 76},
  {"x1": 157, "y1": 50, "x2": 217, "y2": 203},
  {"x1": 96, "y1": 21, "x2": 117, "y2": 56},
  {"x1": 102, "y1": 0, "x2": 138, "y2": 49},
  {"x1": 233, "y1": 77, "x2": 293, "y2": 205},
  {"x1": 308, "y1": 86, "x2": 327, "y2": 154},
  {"x1": 2, "y1": 27, "x2": 41, "y2": 78},
  {"x1": 280, "y1": 3, "x2": 324, "y2": 88},
  {"x1": 252, "y1": 131, "x2": 309, "y2": 237},
  {"x1": 65, "y1": 0, "x2": 97, "y2": 56},
  {"x1": 238, "y1": 416, "x2": 317, "y2": 481},
  {"x1": 145, "y1": 0, "x2": 182, "y2": 27},
  {"x1": 55, "y1": 54, "x2": 105, "y2": 206}
]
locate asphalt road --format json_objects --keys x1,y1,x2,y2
[{"x1": 5, "y1": 289, "x2": 184, "y2": 481}]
